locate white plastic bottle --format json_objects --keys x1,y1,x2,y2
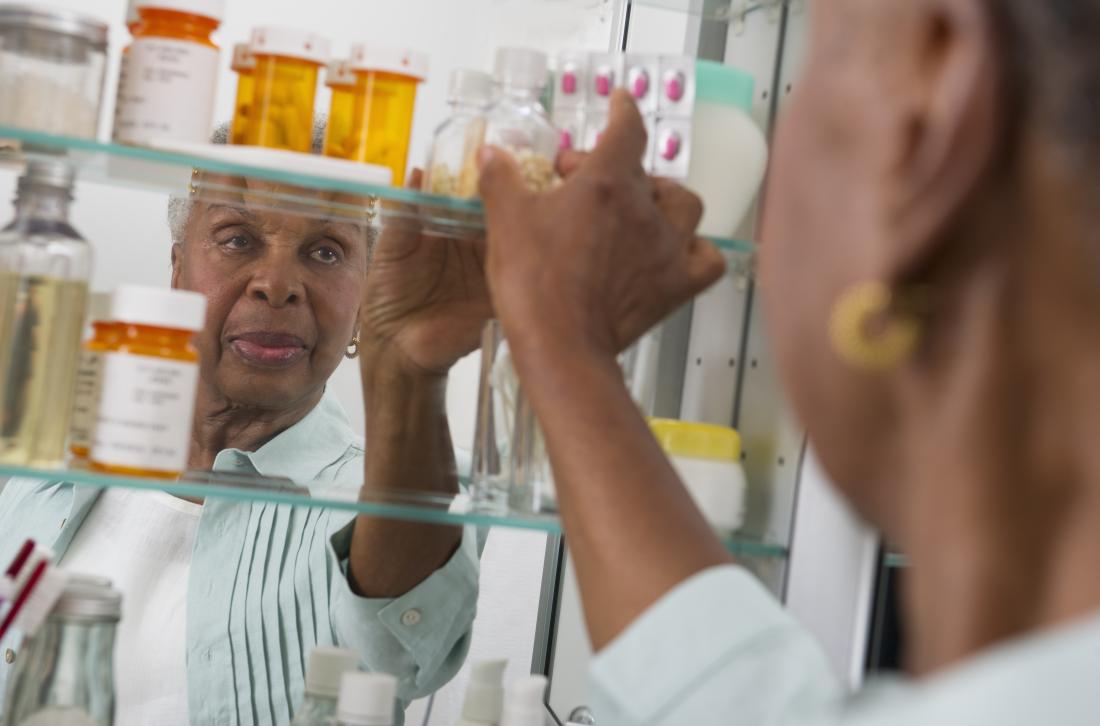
[
  {"x1": 684, "y1": 60, "x2": 768, "y2": 239},
  {"x1": 499, "y1": 675, "x2": 547, "y2": 726},
  {"x1": 456, "y1": 659, "x2": 508, "y2": 726},
  {"x1": 336, "y1": 671, "x2": 397, "y2": 726},
  {"x1": 291, "y1": 647, "x2": 360, "y2": 725}
]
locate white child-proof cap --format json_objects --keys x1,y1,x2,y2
[
  {"x1": 337, "y1": 672, "x2": 397, "y2": 726},
  {"x1": 499, "y1": 675, "x2": 548, "y2": 726},
  {"x1": 251, "y1": 26, "x2": 330, "y2": 65},
  {"x1": 304, "y1": 647, "x2": 359, "y2": 698},
  {"x1": 231, "y1": 42, "x2": 255, "y2": 72},
  {"x1": 350, "y1": 42, "x2": 428, "y2": 81},
  {"x1": 326, "y1": 58, "x2": 356, "y2": 88},
  {"x1": 136, "y1": 0, "x2": 225, "y2": 22},
  {"x1": 110, "y1": 285, "x2": 206, "y2": 332},
  {"x1": 494, "y1": 48, "x2": 549, "y2": 90},
  {"x1": 85, "y1": 291, "x2": 112, "y2": 323},
  {"x1": 460, "y1": 659, "x2": 507, "y2": 723},
  {"x1": 447, "y1": 69, "x2": 493, "y2": 105}
]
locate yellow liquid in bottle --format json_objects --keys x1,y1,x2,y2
[{"x1": 0, "y1": 272, "x2": 88, "y2": 467}]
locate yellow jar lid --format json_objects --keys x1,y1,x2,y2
[{"x1": 649, "y1": 419, "x2": 741, "y2": 462}]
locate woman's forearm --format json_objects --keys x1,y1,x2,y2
[
  {"x1": 349, "y1": 344, "x2": 462, "y2": 598},
  {"x1": 512, "y1": 339, "x2": 733, "y2": 650}
]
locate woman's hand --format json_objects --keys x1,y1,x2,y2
[
  {"x1": 358, "y1": 174, "x2": 493, "y2": 377},
  {"x1": 477, "y1": 89, "x2": 727, "y2": 364}
]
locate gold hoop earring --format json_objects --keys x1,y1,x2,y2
[
  {"x1": 345, "y1": 332, "x2": 361, "y2": 360},
  {"x1": 828, "y1": 281, "x2": 922, "y2": 371}
]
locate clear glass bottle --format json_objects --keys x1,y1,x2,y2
[
  {"x1": 291, "y1": 647, "x2": 359, "y2": 726},
  {"x1": 1, "y1": 580, "x2": 122, "y2": 726},
  {"x1": 470, "y1": 321, "x2": 555, "y2": 514},
  {"x1": 424, "y1": 69, "x2": 493, "y2": 198},
  {"x1": 483, "y1": 48, "x2": 560, "y2": 193},
  {"x1": 469, "y1": 50, "x2": 560, "y2": 514},
  {"x1": 0, "y1": 160, "x2": 90, "y2": 468}
]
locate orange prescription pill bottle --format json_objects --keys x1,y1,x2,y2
[
  {"x1": 230, "y1": 43, "x2": 257, "y2": 145},
  {"x1": 326, "y1": 43, "x2": 428, "y2": 186},
  {"x1": 113, "y1": 0, "x2": 224, "y2": 145},
  {"x1": 322, "y1": 58, "x2": 357, "y2": 158},
  {"x1": 90, "y1": 285, "x2": 207, "y2": 480},
  {"x1": 69, "y1": 293, "x2": 120, "y2": 462},
  {"x1": 246, "y1": 26, "x2": 330, "y2": 152}
]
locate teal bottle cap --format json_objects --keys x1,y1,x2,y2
[{"x1": 695, "y1": 60, "x2": 755, "y2": 112}]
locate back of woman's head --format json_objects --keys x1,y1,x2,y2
[{"x1": 757, "y1": 0, "x2": 1100, "y2": 538}]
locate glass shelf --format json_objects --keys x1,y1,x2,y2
[
  {"x1": 0, "y1": 463, "x2": 788, "y2": 559},
  {"x1": 0, "y1": 125, "x2": 756, "y2": 256},
  {"x1": 630, "y1": 0, "x2": 790, "y2": 23},
  {"x1": 884, "y1": 552, "x2": 909, "y2": 568}
]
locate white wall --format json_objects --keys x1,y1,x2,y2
[{"x1": 2, "y1": 1, "x2": 616, "y2": 723}]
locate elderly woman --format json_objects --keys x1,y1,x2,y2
[
  {"x1": 476, "y1": 0, "x2": 1100, "y2": 724},
  {"x1": 0, "y1": 124, "x2": 487, "y2": 725}
]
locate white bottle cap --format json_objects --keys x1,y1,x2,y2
[
  {"x1": 231, "y1": 42, "x2": 255, "y2": 72},
  {"x1": 494, "y1": 48, "x2": 549, "y2": 90},
  {"x1": 85, "y1": 291, "x2": 112, "y2": 323},
  {"x1": 499, "y1": 675, "x2": 547, "y2": 726},
  {"x1": 326, "y1": 58, "x2": 356, "y2": 88},
  {"x1": 460, "y1": 659, "x2": 507, "y2": 723},
  {"x1": 337, "y1": 671, "x2": 397, "y2": 726},
  {"x1": 447, "y1": 69, "x2": 493, "y2": 106},
  {"x1": 350, "y1": 43, "x2": 428, "y2": 81},
  {"x1": 110, "y1": 285, "x2": 207, "y2": 332},
  {"x1": 251, "y1": 26, "x2": 330, "y2": 66},
  {"x1": 305, "y1": 647, "x2": 359, "y2": 698},
  {"x1": 136, "y1": 0, "x2": 225, "y2": 22}
]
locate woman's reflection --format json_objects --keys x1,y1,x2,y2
[{"x1": 0, "y1": 124, "x2": 491, "y2": 726}]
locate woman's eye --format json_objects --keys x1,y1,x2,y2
[
  {"x1": 219, "y1": 234, "x2": 251, "y2": 251},
  {"x1": 310, "y1": 246, "x2": 342, "y2": 265}
]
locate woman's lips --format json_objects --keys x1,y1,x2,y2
[{"x1": 229, "y1": 332, "x2": 308, "y2": 368}]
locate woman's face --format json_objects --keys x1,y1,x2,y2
[
  {"x1": 172, "y1": 179, "x2": 371, "y2": 412},
  {"x1": 758, "y1": 3, "x2": 910, "y2": 521}
]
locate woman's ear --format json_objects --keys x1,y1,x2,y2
[{"x1": 879, "y1": 0, "x2": 1004, "y2": 283}]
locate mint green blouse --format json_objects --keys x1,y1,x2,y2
[
  {"x1": 0, "y1": 393, "x2": 480, "y2": 725},
  {"x1": 590, "y1": 565, "x2": 1100, "y2": 725}
]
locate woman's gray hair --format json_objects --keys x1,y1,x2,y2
[{"x1": 167, "y1": 117, "x2": 329, "y2": 246}]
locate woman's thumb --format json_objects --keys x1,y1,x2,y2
[{"x1": 477, "y1": 146, "x2": 531, "y2": 221}]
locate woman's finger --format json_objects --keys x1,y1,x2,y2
[
  {"x1": 556, "y1": 149, "x2": 589, "y2": 178},
  {"x1": 653, "y1": 178, "x2": 705, "y2": 237}
]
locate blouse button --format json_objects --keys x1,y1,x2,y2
[
  {"x1": 400, "y1": 609, "x2": 422, "y2": 627},
  {"x1": 4, "y1": 649, "x2": 15, "y2": 664}
]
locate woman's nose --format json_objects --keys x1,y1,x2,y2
[{"x1": 246, "y1": 262, "x2": 304, "y2": 308}]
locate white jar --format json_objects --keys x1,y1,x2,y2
[
  {"x1": 684, "y1": 61, "x2": 768, "y2": 239},
  {"x1": 650, "y1": 419, "x2": 747, "y2": 535}
]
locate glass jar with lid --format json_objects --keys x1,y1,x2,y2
[
  {"x1": 424, "y1": 69, "x2": 493, "y2": 198},
  {"x1": 482, "y1": 47, "x2": 559, "y2": 193},
  {"x1": 0, "y1": 160, "x2": 91, "y2": 468},
  {"x1": 1, "y1": 579, "x2": 121, "y2": 726},
  {"x1": 0, "y1": 4, "x2": 108, "y2": 138}
]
